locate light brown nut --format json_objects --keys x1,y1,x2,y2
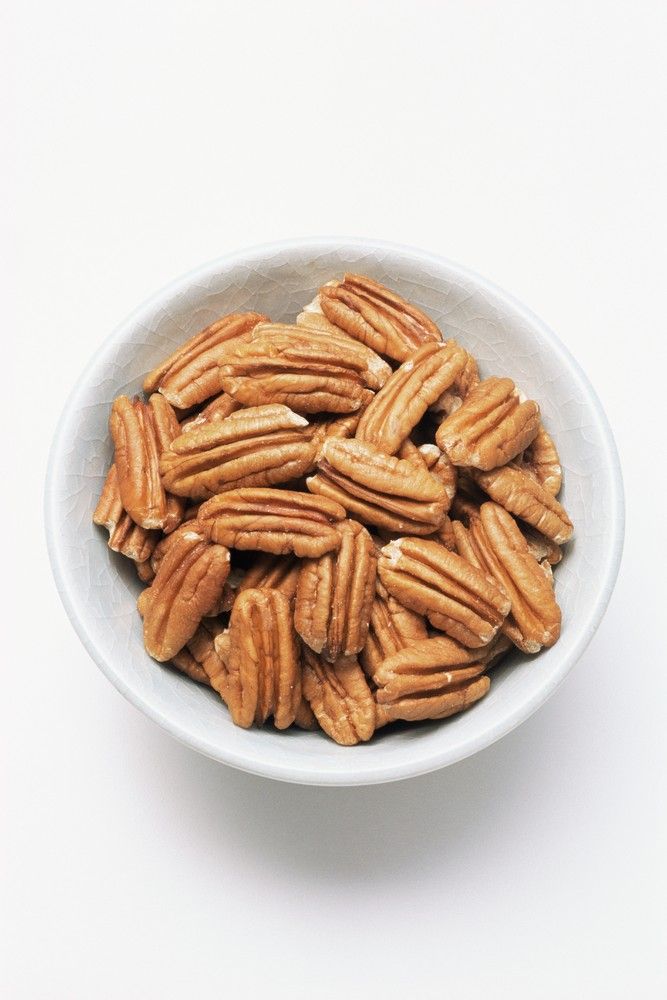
[
  {"x1": 143, "y1": 312, "x2": 267, "y2": 407},
  {"x1": 148, "y1": 391, "x2": 182, "y2": 447},
  {"x1": 250, "y1": 322, "x2": 391, "y2": 391},
  {"x1": 315, "y1": 273, "x2": 442, "y2": 362},
  {"x1": 147, "y1": 393, "x2": 187, "y2": 533},
  {"x1": 473, "y1": 465, "x2": 573, "y2": 544},
  {"x1": 109, "y1": 394, "x2": 184, "y2": 531},
  {"x1": 519, "y1": 424, "x2": 562, "y2": 496},
  {"x1": 93, "y1": 464, "x2": 161, "y2": 562},
  {"x1": 377, "y1": 674, "x2": 490, "y2": 724},
  {"x1": 359, "y1": 592, "x2": 428, "y2": 680},
  {"x1": 198, "y1": 488, "x2": 346, "y2": 558},
  {"x1": 372, "y1": 634, "x2": 484, "y2": 704},
  {"x1": 221, "y1": 589, "x2": 301, "y2": 730},
  {"x1": 109, "y1": 396, "x2": 166, "y2": 529},
  {"x1": 431, "y1": 349, "x2": 480, "y2": 416},
  {"x1": 378, "y1": 536, "x2": 511, "y2": 648},
  {"x1": 150, "y1": 523, "x2": 230, "y2": 622},
  {"x1": 179, "y1": 392, "x2": 241, "y2": 433},
  {"x1": 137, "y1": 527, "x2": 230, "y2": 661},
  {"x1": 295, "y1": 519, "x2": 377, "y2": 661},
  {"x1": 355, "y1": 341, "x2": 468, "y2": 454},
  {"x1": 221, "y1": 553, "x2": 301, "y2": 613},
  {"x1": 216, "y1": 325, "x2": 379, "y2": 415},
  {"x1": 301, "y1": 650, "x2": 376, "y2": 745},
  {"x1": 436, "y1": 377, "x2": 540, "y2": 470},
  {"x1": 452, "y1": 502, "x2": 561, "y2": 653},
  {"x1": 159, "y1": 404, "x2": 317, "y2": 499},
  {"x1": 307, "y1": 438, "x2": 449, "y2": 535}
]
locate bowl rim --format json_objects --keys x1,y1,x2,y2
[{"x1": 45, "y1": 236, "x2": 625, "y2": 785}]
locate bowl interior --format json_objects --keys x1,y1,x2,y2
[{"x1": 46, "y1": 240, "x2": 623, "y2": 785}]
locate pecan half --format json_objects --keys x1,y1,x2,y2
[
  {"x1": 315, "y1": 273, "x2": 442, "y2": 362},
  {"x1": 109, "y1": 396, "x2": 165, "y2": 529},
  {"x1": 359, "y1": 591, "x2": 428, "y2": 680},
  {"x1": 220, "y1": 588, "x2": 301, "y2": 730},
  {"x1": 307, "y1": 438, "x2": 449, "y2": 535},
  {"x1": 376, "y1": 673, "x2": 490, "y2": 724},
  {"x1": 143, "y1": 312, "x2": 267, "y2": 407},
  {"x1": 378, "y1": 536, "x2": 510, "y2": 647},
  {"x1": 519, "y1": 424, "x2": 562, "y2": 496},
  {"x1": 301, "y1": 649, "x2": 376, "y2": 745},
  {"x1": 159, "y1": 404, "x2": 316, "y2": 499},
  {"x1": 217, "y1": 325, "x2": 379, "y2": 414},
  {"x1": 295, "y1": 519, "x2": 377, "y2": 661},
  {"x1": 452, "y1": 503, "x2": 561, "y2": 653},
  {"x1": 149, "y1": 523, "x2": 228, "y2": 623},
  {"x1": 355, "y1": 341, "x2": 468, "y2": 454},
  {"x1": 372, "y1": 634, "x2": 485, "y2": 705},
  {"x1": 436, "y1": 377, "x2": 540, "y2": 470},
  {"x1": 473, "y1": 465, "x2": 573, "y2": 544},
  {"x1": 148, "y1": 393, "x2": 187, "y2": 532},
  {"x1": 179, "y1": 392, "x2": 241, "y2": 433},
  {"x1": 109, "y1": 394, "x2": 184, "y2": 531},
  {"x1": 250, "y1": 322, "x2": 391, "y2": 391},
  {"x1": 93, "y1": 464, "x2": 161, "y2": 562},
  {"x1": 198, "y1": 488, "x2": 346, "y2": 557},
  {"x1": 137, "y1": 527, "x2": 230, "y2": 661}
]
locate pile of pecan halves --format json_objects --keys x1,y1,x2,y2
[{"x1": 93, "y1": 274, "x2": 573, "y2": 746}]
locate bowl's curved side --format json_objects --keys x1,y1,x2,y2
[{"x1": 45, "y1": 238, "x2": 624, "y2": 785}]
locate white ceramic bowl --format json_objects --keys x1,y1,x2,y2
[{"x1": 45, "y1": 238, "x2": 624, "y2": 785}]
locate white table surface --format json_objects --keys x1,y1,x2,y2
[{"x1": 4, "y1": 2, "x2": 666, "y2": 997}]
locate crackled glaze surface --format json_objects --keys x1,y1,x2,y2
[{"x1": 45, "y1": 239, "x2": 624, "y2": 785}]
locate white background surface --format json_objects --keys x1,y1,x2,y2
[{"x1": 4, "y1": 2, "x2": 666, "y2": 997}]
